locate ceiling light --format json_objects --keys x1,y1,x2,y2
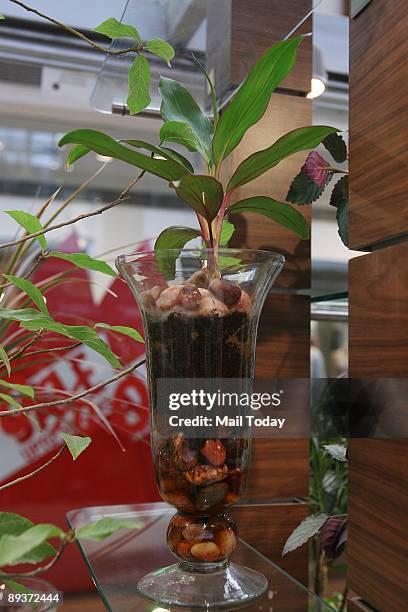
[
  {"x1": 307, "y1": 77, "x2": 326, "y2": 99},
  {"x1": 307, "y1": 45, "x2": 327, "y2": 99}
]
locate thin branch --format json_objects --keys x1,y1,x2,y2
[
  {"x1": 0, "y1": 445, "x2": 65, "y2": 491},
  {"x1": 0, "y1": 171, "x2": 144, "y2": 250},
  {"x1": 9, "y1": 0, "x2": 144, "y2": 56},
  {"x1": 5, "y1": 537, "x2": 74, "y2": 579},
  {"x1": 0, "y1": 331, "x2": 42, "y2": 372},
  {"x1": 0, "y1": 359, "x2": 146, "y2": 417},
  {"x1": 23, "y1": 342, "x2": 81, "y2": 358},
  {"x1": 0, "y1": 253, "x2": 45, "y2": 289}
]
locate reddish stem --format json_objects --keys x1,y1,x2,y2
[{"x1": 214, "y1": 191, "x2": 233, "y2": 247}]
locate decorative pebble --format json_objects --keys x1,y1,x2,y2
[
  {"x1": 180, "y1": 285, "x2": 201, "y2": 310},
  {"x1": 186, "y1": 464, "x2": 228, "y2": 485},
  {"x1": 156, "y1": 286, "x2": 182, "y2": 311},
  {"x1": 209, "y1": 278, "x2": 242, "y2": 306},
  {"x1": 215, "y1": 529, "x2": 237, "y2": 557},
  {"x1": 190, "y1": 542, "x2": 220, "y2": 562},
  {"x1": 185, "y1": 269, "x2": 211, "y2": 288},
  {"x1": 201, "y1": 439, "x2": 227, "y2": 467},
  {"x1": 195, "y1": 482, "x2": 229, "y2": 511}
]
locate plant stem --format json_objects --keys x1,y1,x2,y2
[{"x1": 0, "y1": 445, "x2": 65, "y2": 491}]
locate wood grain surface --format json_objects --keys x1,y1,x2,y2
[
  {"x1": 349, "y1": 0, "x2": 408, "y2": 249},
  {"x1": 349, "y1": 244, "x2": 408, "y2": 377},
  {"x1": 348, "y1": 439, "x2": 408, "y2": 612}
]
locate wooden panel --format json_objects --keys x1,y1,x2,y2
[
  {"x1": 231, "y1": 0, "x2": 312, "y2": 92},
  {"x1": 348, "y1": 439, "x2": 408, "y2": 612},
  {"x1": 347, "y1": 594, "x2": 373, "y2": 611},
  {"x1": 349, "y1": 0, "x2": 408, "y2": 248},
  {"x1": 228, "y1": 95, "x2": 312, "y2": 289},
  {"x1": 231, "y1": 503, "x2": 309, "y2": 583},
  {"x1": 349, "y1": 244, "x2": 408, "y2": 377}
]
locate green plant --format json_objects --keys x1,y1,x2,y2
[{"x1": 286, "y1": 134, "x2": 349, "y2": 246}]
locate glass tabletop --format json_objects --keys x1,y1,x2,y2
[{"x1": 66, "y1": 502, "x2": 334, "y2": 611}]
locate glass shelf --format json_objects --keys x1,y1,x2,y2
[{"x1": 67, "y1": 502, "x2": 335, "y2": 611}]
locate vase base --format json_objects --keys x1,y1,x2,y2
[{"x1": 137, "y1": 561, "x2": 268, "y2": 608}]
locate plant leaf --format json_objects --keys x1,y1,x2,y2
[
  {"x1": 0, "y1": 380, "x2": 34, "y2": 399},
  {"x1": 219, "y1": 220, "x2": 235, "y2": 245},
  {"x1": 0, "y1": 344, "x2": 10, "y2": 377},
  {"x1": 146, "y1": 38, "x2": 175, "y2": 66},
  {"x1": 228, "y1": 126, "x2": 337, "y2": 192},
  {"x1": 59, "y1": 130, "x2": 188, "y2": 181},
  {"x1": 323, "y1": 444, "x2": 347, "y2": 462},
  {"x1": 0, "y1": 15, "x2": 5, "y2": 20},
  {"x1": 93, "y1": 17, "x2": 141, "y2": 44},
  {"x1": 124, "y1": 139, "x2": 193, "y2": 172},
  {"x1": 302, "y1": 151, "x2": 331, "y2": 186},
  {"x1": 76, "y1": 517, "x2": 142, "y2": 541},
  {"x1": 4, "y1": 275, "x2": 49, "y2": 314},
  {"x1": 0, "y1": 524, "x2": 64, "y2": 566},
  {"x1": 159, "y1": 121, "x2": 198, "y2": 153},
  {"x1": 0, "y1": 513, "x2": 56, "y2": 565},
  {"x1": 0, "y1": 308, "x2": 49, "y2": 323},
  {"x1": 282, "y1": 513, "x2": 328, "y2": 556},
  {"x1": 213, "y1": 36, "x2": 303, "y2": 163},
  {"x1": 331, "y1": 176, "x2": 349, "y2": 247},
  {"x1": 66, "y1": 144, "x2": 90, "y2": 167},
  {"x1": 287, "y1": 170, "x2": 333, "y2": 205},
  {"x1": 127, "y1": 54, "x2": 151, "y2": 115},
  {"x1": 230, "y1": 196, "x2": 309, "y2": 239},
  {"x1": 330, "y1": 175, "x2": 348, "y2": 209},
  {"x1": 0, "y1": 392, "x2": 23, "y2": 410},
  {"x1": 159, "y1": 77, "x2": 213, "y2": 163},
  {"x1": 61, "y1": 432, "x2": 91, "y2": 460},
  {"x1": 95, "y1": 323, "x2": 144, "y2": 343},
  {"x1": 172, "y1": 175, "x2": 223, "y2": 221},
  {"x1": 323, "y1": 132, "x2": 347, "y2": 163},
  {"x1": 5, "y1": 211, "x2": 46, "y2": 251},
  {"x1": 154, "y1": 226, "x2": 201, "y2": 278},
  {"x1": 49, "y1": 252, "x2": 117, "y2": 277},
  {"x1": 192, "y1": 53, "x2": 218, "y2": 127}
]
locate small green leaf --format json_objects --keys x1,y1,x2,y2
[
  {"x1": 282, "y1": 513, "x2": 328, "y2": 556},
  {"x1": 49, "y1": 252, "x2": 117, "y2": 277},
  {"x1": 146, "y1": 38, "x2": 175, "y2": 66},
  {"x1": 0, "y1": 513, "x2": 56, "y2": 565},
  {"x1": 124, "y1": 139, "x2": 193, "y2": 172},
  {"x1": 59, "y1": 129, "x2": 188, "y2": 181},
  {"x1": 159, "y1": 77, "x2": 213, "y2": 163},
  {"x1": 95, "y1": 323, "x2": 144, "y2": 343},
  {"x1": 154, "y1": 226, "x2": 201, "y2": 278},
  {"x1": 61, "y1": 432, "x2": 91, "y2": 460},
  {"x1": 323, "y1": 444, "x2": 347, "y2": 462},
  {"x1": 160, "y1": 121, "x2": 198, "y2": 152},
  {"x1": 93, "y1": 17, "x2": 141, "y2": 44},
  {"x1": 287, "y1": 170, "x2": 332, "y2": 205},
  {"x1": 213, "y1": 37, "x2": 303, "y2": 163},
  {"x1": 0, "y1": 524, "x2": 64, "y2": 566},
  {"x1": 219, "y1": 220, "x2": 235, "y2": 245},
  {"x1": 5, "y1": 211, "x2": 46, "y2": 251},
  {"x1": 172, "y1": 175, "x2": 223, "y2": 221},
  {"x1": 0, "y1": 380, "x2": 34, "y2": 399},
  {"x1": 66, "y1": 144, "x2": 89, "y2": 167},
  {"x1": 0, "y1": 392, "x2": 23, "y2": 410},
  {"x1": 0, "y1": 15, "x2": 5, "y2": 21},
  {"x1": 76, "y1": 517, "x2": 142, "y2": 541},
  {"x1": 4, "y1": 275, "x2": 49, "y2": 314},
  {"x1": 227, "y1": 126, "x2": 338, "y2": 192},
  {"x1": 0, "y1": 344, "x2": 10, "y2": 377},
  {"x1": 230, "y1": 196, "x2": 309, "y2": 239},
  {"x1": 127, "y1": 54, "x2": 151, "y2": 115},
  {"x1": 0, "y1": 308, "x2": 48, "y2": 323},
  {"x1": 323, "y1": 132, "x2": 347, "y2": 163}
]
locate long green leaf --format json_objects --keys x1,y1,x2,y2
[
  {"x1": 219, "y1": 220, "x2": 235, "y2": 245},
  {"x1": 127, "y1": 54, "x2": 151, "y2": 115},
  {"x1": 0, "y1": 513, "x2": 56, "y2": 565},
  {"x1": 159, "y1": 121, "x2": 198, "y2": 152},
  {"x1": 93, "y1": 18, "x2": 141, "y2": 44},
  {"x1": 61, "y1": 432, "x2": 92, "y2": 460},
  {"x1": 160, "y1": 147, "x2": 194, "y2": 173},
  {"x1": 282, "y1": 513, "x2": 328, "y2": 556},
  {"x1": 146, "y1": 38, "x2": 175, "y2": 66},
  {"x1": 213, "y1": 37, "x2": 303, "y2": 163},
  {"x1": 4, "y1": 275, "x2": 49, "y2": 315},
  {"x1": 5, "y1": 211, "x2": 46, "y2": 251},
  {"x1": 0, "y1": 524, "x2": 64, "y2": 567},
  {"x1": 76, "y1": 517, "x2": 142, "y2": 541},
  {"x1": 124, "y1": 139, "x2": 193, "y2": 172},
  {"x1": 0, "y1": 392, "x2": 23, "y2": 410},
  {"x1": 229, "y1": 196, "x2": 309, "y2": 239},
  {"x1": 159, "y1": 77, "x2": 213, "y2": 163},
  {"x1": 228, "y1": 126, "x2": 338, "y2": 192},
  {"x1": 95, "y1": 323, "x2": 144, "y2": 343},
  {"x1": 49, "y1": 252, "x2": 117, "y2": 277},
  {"x1": 59, "y1": 130, "x2": 188, "y2": 181},
  {"x1": 0, "y1": 344, "x2": 10, "y2": 377},
  {"x1": 66, "y1": 144, "x2": 90, "y2": 167},
  {"x1": 0, "y1": 308, "x2": 47, "y2": 323},
  {"x1": 172, "y1": 175, "x2": 223, "y2": 221},
  {"x1": 0, "y1": 380, "x2": 34, "y2": 399}
]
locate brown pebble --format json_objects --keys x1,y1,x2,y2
[
  {"x1": 177, "y1": 541, "x2": 193, "y2": 557},
  {"x1": 172, "y1": 514, "x2": 190, "y2": 528},
  {"x1": 186, "y1": 269, "x2": 211, "y2": 288},
  {"x1": 186, "y1": 464, "x2": 228, "y2": 485},
  {"x1": 215, "y1": 529, "x2": 237, "y2": 557},
  {"x1": 201, "y1": 439, "x2": 226, "y2": 467},
  {"x1": 164, "y1": 491, "x2": 195, "y2": 512},
  {"x1": 180, "y1": 285, "x2": 201, "y2": 310},
  {"x1": 190, "y1": 542, "x2": 220, "y2": 562},
  {"x1": 195, "y1": 482, "x2": 229, "y2": 511},
  {"x1": 139, "y1": 290, "x2": 155, "y2": 309},
  {"x1": 156, "y1": 286, "x2": 182, "y2": 311},
  {"x1": 209, "y1": 278, "x2": 241, "y2": 306},
  {"x1": 151, "y1": 285, "x2": 163, "y2": 300},
  {"x1": 225, "y1": 492, "x2": 240, "y2": 506}
]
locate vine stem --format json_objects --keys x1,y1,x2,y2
[
  {"x1": 8, "y1": 0, "x2": 145, "y2": 56},
  {"x1": 0, "y1": 446, "x2": 65, "y2": 491},
  {"x1": 0, "y1": 358, "x2": 146, "y2": 417}
]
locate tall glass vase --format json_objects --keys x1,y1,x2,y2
[{"x1": 116, "y1": 248, "x2": 284, "y2": 609}]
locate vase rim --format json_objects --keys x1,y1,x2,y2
[{"x1": 116, "y1": 247, "x2": 285, "y2": 265}]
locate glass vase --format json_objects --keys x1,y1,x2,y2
[{"x1": 116, "y1": 248, "x2": 284, "y2": 609}]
